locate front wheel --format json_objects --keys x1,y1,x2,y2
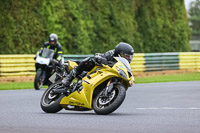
[
  {"x1": 34, "y1": 70, "x2": 44, "y2": 90},
  {"x1": 93, "y1": 84, "x2": 126, "y2": 115},
  {"x1": 40, "y1": 80, "x2": 64, "y2": 113}
]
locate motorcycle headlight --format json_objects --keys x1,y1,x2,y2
[{"x1": 116, "y1": 67, "x2": 127, "y2": 79}]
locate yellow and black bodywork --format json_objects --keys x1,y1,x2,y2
[{"x1": 60, "y1": 57, "x2": 134, "y2": 110}]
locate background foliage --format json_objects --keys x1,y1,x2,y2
[
  {"x1": 0, "y1": 0, "x2": 190, "y2": 54},
  {"x1": 189, "y1": 0, "x2": 200, "y2": 40}
]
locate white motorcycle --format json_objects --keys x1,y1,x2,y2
[{"x1": 34, "y1": 48, "x2": 63, "y2": 90}]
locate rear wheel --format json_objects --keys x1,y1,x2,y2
[
  {"x1": 93, "y1": 84, "x2": 126, "y2": 115},
  {"x1": 34, "y1": 70, "x2": 44, "y2": 90},
  {"x1": 40, "y1": 80, "x2": 64, "y2": 113}
]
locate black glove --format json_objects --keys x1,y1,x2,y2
[
  {"x1": 94, "y1": 55, "x2": 107, "y2": 65},
  {"x1": 39, "y1": 50, "x2": 43, "y2": 56},
  {"x1": 50, "y1": 59, "x2": 59, "y2": 65}
]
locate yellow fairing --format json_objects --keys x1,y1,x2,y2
[
  {"x1": 68, "y1": 61, "x2": 78, "y2": 71},
  {"x1": 60, "y1": 57, "x2": 134, "y2": 109},
  {"x1": 114, "y1": 57, "x2": 134, "y2": 88}
]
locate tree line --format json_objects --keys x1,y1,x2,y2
[{"x1": 0, "y1": 0, "x2": 190, "y2": 54}]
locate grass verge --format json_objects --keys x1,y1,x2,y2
[
  {"x1": 0, "y1": 72, "x2": 200, "y2": 90},
  {"x1": 0, "y1": 82, "x2": 48, "y2": 90},
  {"x1": 135, "y1": 72, "x2": 200, "y2": 83}
]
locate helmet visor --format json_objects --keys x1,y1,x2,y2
[
  {"x1": 50, "y1": 41, "x2": 55, "y2": 45},
  {"x1": 49, "y1": 37, "x2": 56, "y2": 45},
  {"x1": 120, "y1": 53, "x2": 133, "y2": 63},
  {"x1": 124, "y1": 54, "x2": 133, "y2": 63}
]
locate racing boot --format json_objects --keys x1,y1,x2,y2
[{"x1": 61, "y1": 68, "x2": 78, "y2": 87}]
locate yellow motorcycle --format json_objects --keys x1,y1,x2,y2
[{"x1": 40, "y1": 57, "x2": 134, "y2": 115}]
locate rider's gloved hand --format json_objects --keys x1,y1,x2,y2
[
  {"x1": 94, "y1": 55, "x2": 107, "y2": 65},
  {"x1": 50, "y1": 59, "x2": 59, "y2": 65}
]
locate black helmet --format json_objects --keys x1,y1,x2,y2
[
  {"x1": 114, "y1": 42, "x2": 134, "y2": 63},
  {"x1": 49, "y1": 33, "x2": 58, "y2": 46}
]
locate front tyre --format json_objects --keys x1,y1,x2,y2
[
  {"x1": 34, "y1": 70, "x2": 43, "y2": 90},
  {"x1": 40, "y1": 80, "x2": 64, "y2": 113},
  {"x1": 93, "y1": 84, "x2": 126, "y2": 115}
]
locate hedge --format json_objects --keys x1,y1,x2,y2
[{"x1": 0, "y1": 0, "x2": 190, "y2": 54}]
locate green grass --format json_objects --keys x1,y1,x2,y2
[
  {"x1": 135, "y1": 72, "x2": 200, "y2": 83},
  {"x1": 0, "y1": 82, "x2": 34, "y2": 90},
  {"x1": 0, "y1": 82, "x2": 48, "y2": 90},
  {"x1": 0, "y1": 72, "x2": 200, "y2": 90}
]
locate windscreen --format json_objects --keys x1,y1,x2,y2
[
  {"x1": 41, "y1": 48, "x2": 54, "y2": 58},
  {"x1": 116, "y1": 57, "x2": 132, "y2": 74}
]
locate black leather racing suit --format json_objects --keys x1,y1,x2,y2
[
  {"x1": 62, "y1": 49, "x2": 117, "y2": 86},
  {"x1": 38, "y1": 42, "x2": 63, "y2": 62},
  {"x1": 74, "y1": 49, "x2": 116, "y2": 76},
  {"x1": 36, "y1": 42, "x2": 63, "y2": 71}
]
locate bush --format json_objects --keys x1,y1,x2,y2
[{"x1": 0, "y1": 0, "x2": 190, "y2": 54}]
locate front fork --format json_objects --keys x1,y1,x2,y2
[
  {"x1": 104, "y1": 79, "x2": 114, "y2": 96},
  {"x1": 41, "y1": 70, "x2": 46, "y2": 82}
]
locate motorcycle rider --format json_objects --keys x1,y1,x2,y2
[
  {"x1": 62, "y1": 42, "x2": 134, "y2": 87},
  {"x1": 36, "y1": 33, "x2": 63, "y2": 69}
]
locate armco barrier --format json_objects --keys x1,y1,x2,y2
[
  {"x1": 144, "y1": 53, "x2": 179, "y2": 71},
  {"x1": 130, "y1": 53, "x2": 145, "y2": 73},
  {"x1": 0, "y1": 55, "x2": 35, "y2": 77},
  {"x1": 0, "y1": 52, "x2": 200, "y2": 77},
  {"x1": 179, "y1": 52, "x2": 200, "y2": 71},
  {"x1": 63, "y1": 54, "x2": 93, "y2": 62},
  {"x1": 64, "y1": 54, "x2": 146, "y2": 73}
]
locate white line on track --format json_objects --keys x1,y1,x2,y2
[{"x1": 136, "y1": 107, "x2": 200, "y2": 110}]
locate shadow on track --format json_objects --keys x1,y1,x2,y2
[{"x1": 39, "y1": 111, "x2": 147, "y2": 116}]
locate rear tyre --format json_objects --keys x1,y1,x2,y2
[
  {"x1": 40, "y1": 80, "x2": 64, "y2": 113},
  {"x1": 93, "y1": 84, "x2": 126, "y2": 115},
  {"x1": 34, "y1": 70, "x2": 43, "y2": 90}
]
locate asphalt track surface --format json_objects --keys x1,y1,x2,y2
[{"x1": 0, "y1": 81, "x2": 200, "y2": 133}]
